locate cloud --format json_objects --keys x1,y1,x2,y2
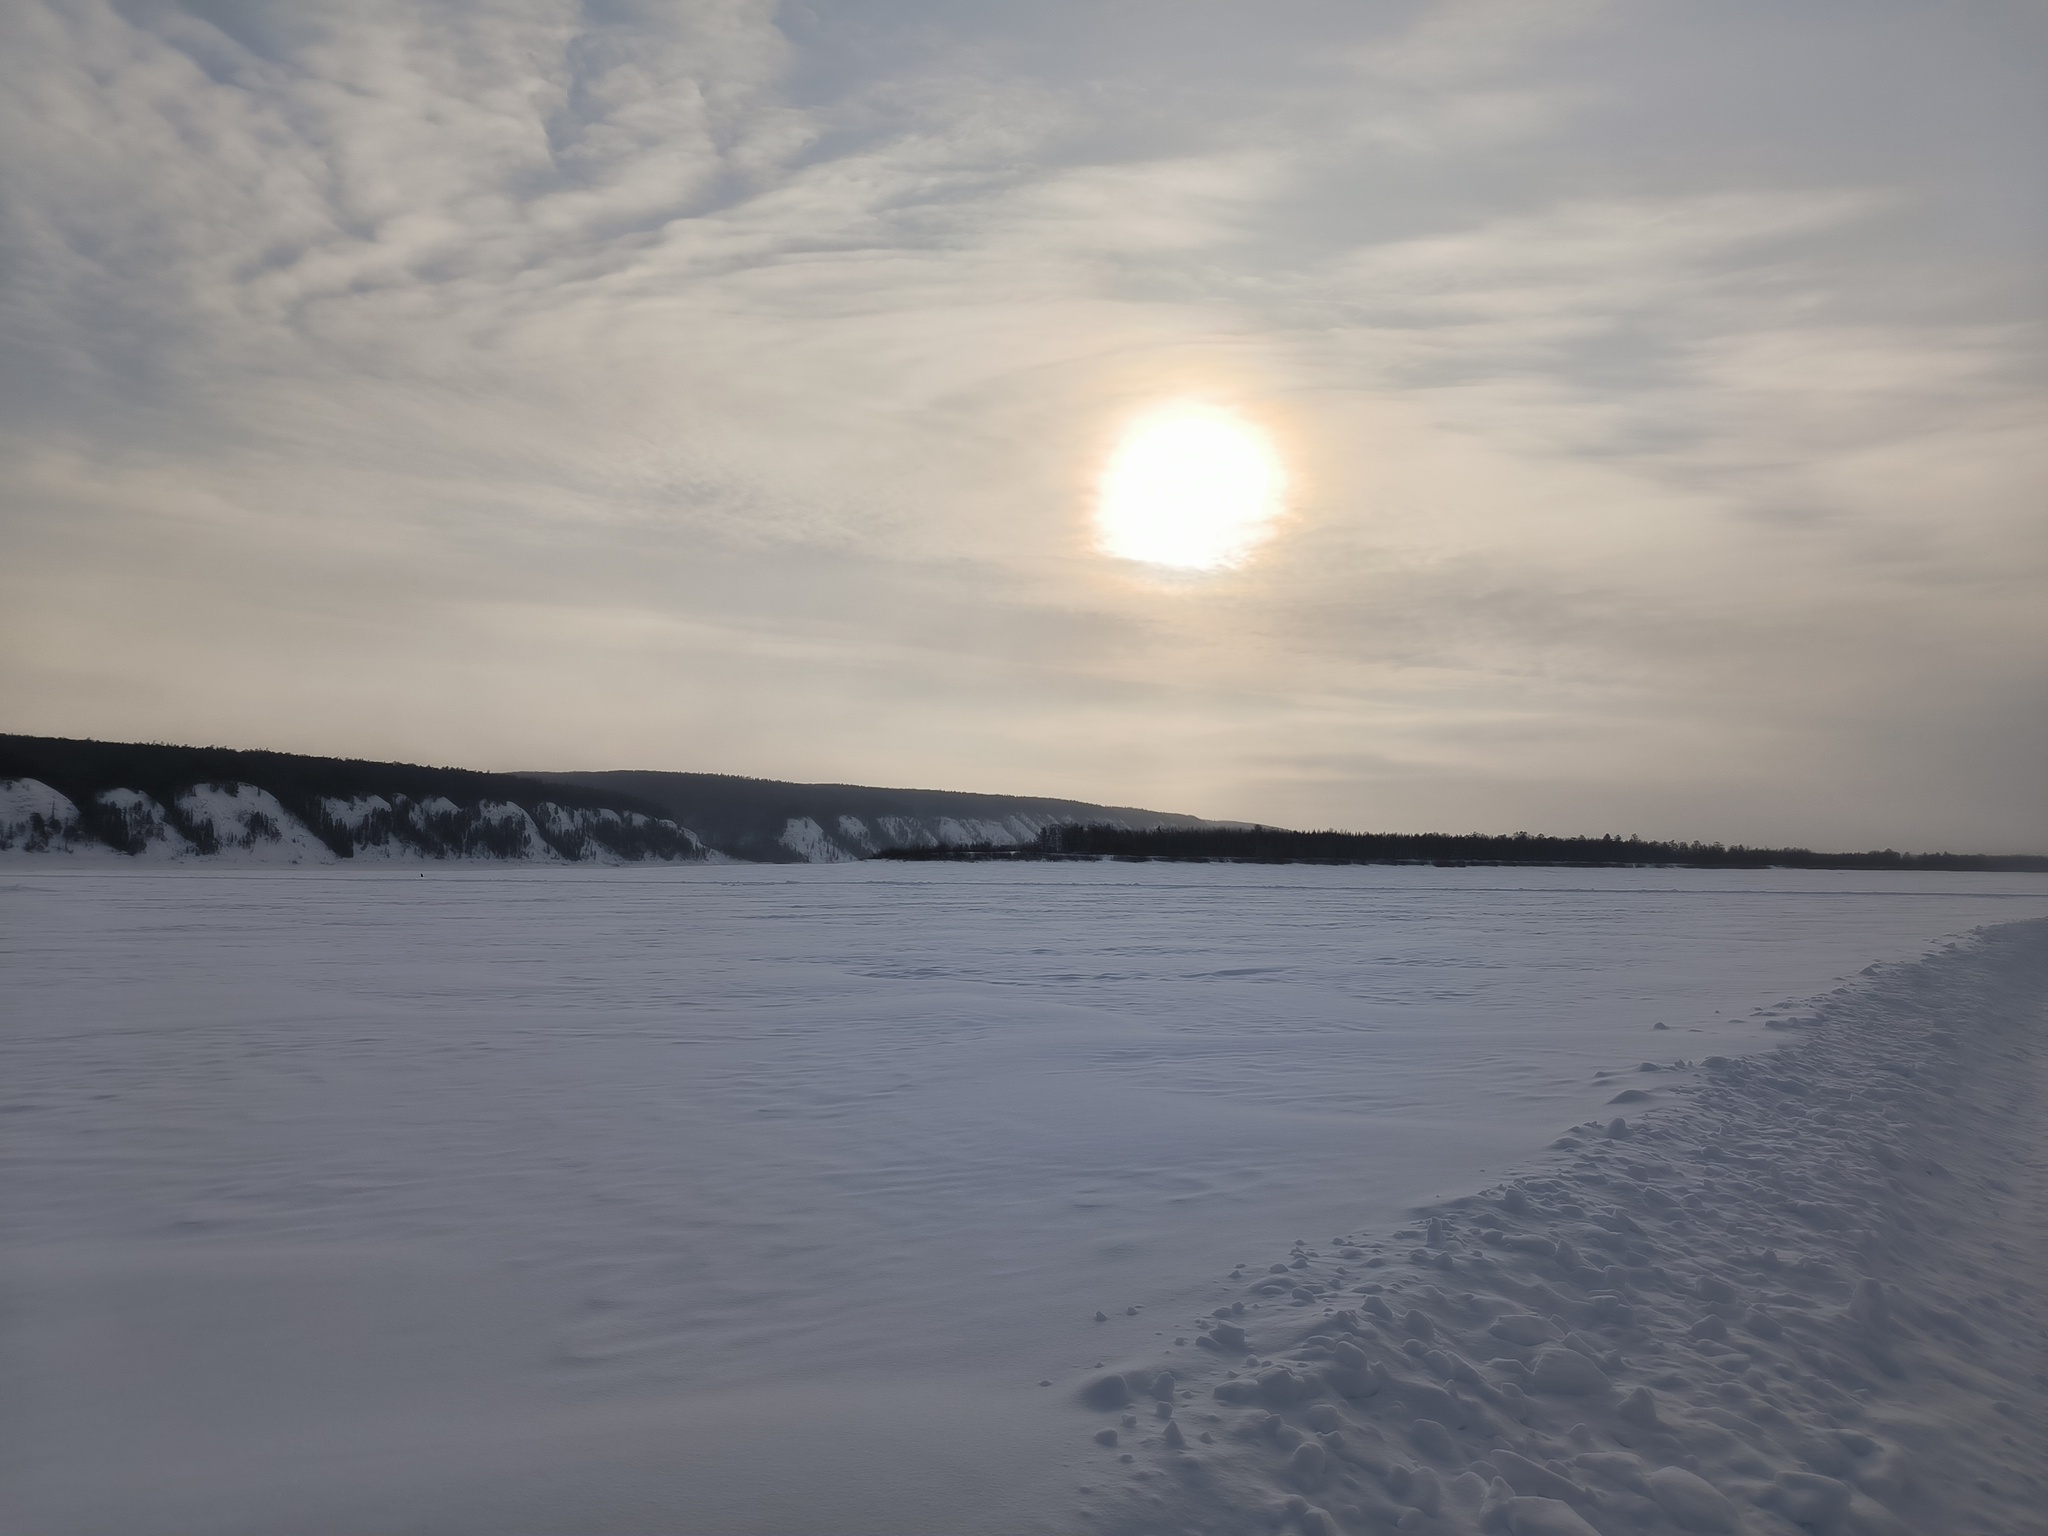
[{"x1": 0, "y1": 0, "x2": 2041, "y2": 847}]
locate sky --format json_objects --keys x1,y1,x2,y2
[{"x1": 2, "y1": 0, "x2": 2043, "y2": 850}]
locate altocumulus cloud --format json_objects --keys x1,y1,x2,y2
[{"x1": 1, "y1": 0, "x2": 2042, "y2": 849}]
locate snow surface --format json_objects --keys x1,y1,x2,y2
[
  {"x1": 3, "y1": 862, "x2": 2045, "y2": 1536},
  {"x1": 876, "y1": 813, "x2": 938, "y2": 848},
  {"x1": 465, "y1": 800, "x2": 555, "y2": 860},
  {"x1": 320, "y1": 794, "x2": 433, "y2": 860},
  {"x1": 176, "y1": 783, "x2": 335, "y2": 864},
  {"x1": 779, "y1": 814, "x2": 860, "y2": 862},
  {"x1": 0, "y1": 778, "x2": 89, "y2": 852},
  {"x1": 92, "y1": 787, "x2": 193, "y2": 857},
  {"x1": 0, "y1": 777, "x2": 77, "y2": 829},
  {"x1": 935, "y1": 813, "x2": 1019, "y2": 846},
  {"x1": 1060, "y1": 921, "x2": 2048, "y2": 1536},
  {"x1": 320, "y1": 793, "x2": 393, "y2": 830}
]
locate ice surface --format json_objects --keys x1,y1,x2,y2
[{"x1": 3, "y1": 862, "x2": 2045, "y2": 1536}]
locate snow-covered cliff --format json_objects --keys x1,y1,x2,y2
[
  {"x1": 0, "y1": 735, "x2": 1220, "y2": 864},
  {"x1": 1, "y1": 778, "x2": 708, "y2": 864}
]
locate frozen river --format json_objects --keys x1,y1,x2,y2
[{"x1": 6, "y1": 862, "x2": 2047, "y2": 1535}]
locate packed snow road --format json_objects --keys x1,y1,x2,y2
[{"x1": 4, "y1": 863, "x2": 2045, "y2": 1535}]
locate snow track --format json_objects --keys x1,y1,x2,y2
[{"x1": 1066, "y1": 921, "x2": 2048, "y2": 1536}]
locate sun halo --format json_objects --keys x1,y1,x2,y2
[{"x1": 1093, "y1": 404, "x2": 1285, "y2": 572}]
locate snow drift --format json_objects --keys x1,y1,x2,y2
[{"x1": 1064, "y1": 921, "x2": 2048, "y2": 1536}]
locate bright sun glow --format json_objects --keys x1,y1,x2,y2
[{"x1": 1094, "y1": 404, "x2": 1285, "y2": 571}]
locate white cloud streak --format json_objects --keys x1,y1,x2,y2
[{"x1": 1, "y1": 0, "x2": 2042, "y2": 847}]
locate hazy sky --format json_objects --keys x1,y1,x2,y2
[{"x1": 3, "y1": 0, "x2": 2043, "y2": 848}]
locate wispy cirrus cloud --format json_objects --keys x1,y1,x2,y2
[{"x1": 1, "y1": 0, "x2": 2041, "y2": 847}]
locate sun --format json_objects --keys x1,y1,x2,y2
[{"x1": 1094, "y1": 403, "x2": 1285, "y2": 571}]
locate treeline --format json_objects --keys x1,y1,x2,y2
[{"x1": 875, "y1": 824, "x2": 2048, "y2": 872}]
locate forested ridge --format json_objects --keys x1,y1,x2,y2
[{"x1": 877, "y1": 823, "x2": 2048, "y2": 872}]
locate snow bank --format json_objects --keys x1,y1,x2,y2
[{"x1": 1066, "y1": 921, "x2": 2048, "y2": 1536}]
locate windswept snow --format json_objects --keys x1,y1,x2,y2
[
  {"x1": 4, "y1": 863, "x2": 2045, "y2": 1536},
  {"x1": 1063, "y1": 923, "x2": 2048, "y2": 1536}
]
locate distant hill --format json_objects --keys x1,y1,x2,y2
[
  {"x1": 19, "y1": 734, "x2": 2027, "y2": 873},
  {"x1": 528, "y1": 769, "x2": 1219, "y2": 863},
  {"x1": 0, "y1": 735, "x2": 1217, "y2": 864}
]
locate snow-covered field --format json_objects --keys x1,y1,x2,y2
[{"x1": 3, "y1": 863, "x2": 2044, "y2": 1535}]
